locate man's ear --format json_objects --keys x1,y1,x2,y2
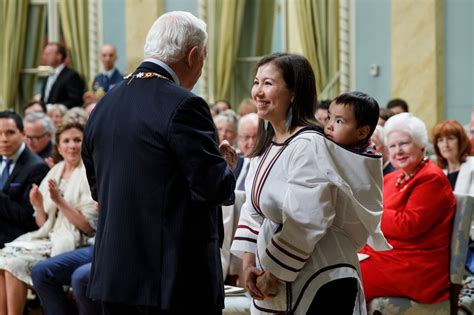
[
  {"x1": 357, "y1": 125, "x2": 370, "y2": 141},
  {"x1": 186, "y1": 46, "x2": 199, "y2": 68}
]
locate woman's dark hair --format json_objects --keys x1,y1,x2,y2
[
  {"x1": 432, "y1": 120, "x2": 472, "y2": 169},
  {"x1": 250, "y1": 53, "x2": 319, "y2": 157},
  {"x1": 51, "y1": 121, "x2": 85, "y2": 164}
]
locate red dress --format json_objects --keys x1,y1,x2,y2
[{"x1": 360, "y1": 161, "x2": 456, "y2": 304}]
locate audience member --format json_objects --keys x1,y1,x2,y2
[
  {"x1": 378, "y1": 107, "x2": 394, "y2": 126},
  {"x1": 325, "y1": 91, "x2": 379, "y2": 154},
  {"x1": 215, "y1": 99, "x2": 232, "y2": 112},
  {"x1": 470, "y1": 109, "x2": 474, "y2": 155},
  {"x1": 386, "y1": 98, "x2": 409, "y2": 114},
  {"x1": 372, "y1": 125, "x2": 396, "y2": 175},
  {"x1": 235, "y1": 113, "x2": 258, "y2": 191},
  {"x1": 23, "y1": 101, "x2": 47, "y2": 116},
  {"x1": 23, "y1": 112, "x2": 55, "y2": 160},
  {"x1": 83, "y1": 101, "x2": 97, "y2": 116},
  {"x1": 33, "y1": 245, "x2": 97, "y2": 315},
  {"x1": 47, "y1": 104, "x2": 68, "y2": 129},
  {"x1": 0, "y1": 111, "x2": 49, "y2": 247},
  {"x1": 215, "y1": 109, "x2": 238, "y2": 146},
  {"x1": 432, "y1": 120, "x2": 473, "y2": 194},
  {"x1": 231, "y1": 53, "x2": 389, "y2": 314},
  {"x1": 82, "y1": 11, "x2": 236, "y2": 314},
  {"x1": 360, "y1": 112, "x2": 456, "y2": 304},
  {"x1": 0, "y1": 119, "x2": 97, "y2": 315},
  {"x1": 40, "y1": 43, "x2": 85, "y2": 108},
  {"x1": 314, "y1": 99, "x2": 331, "y2": 126},
  {"x1": 63, "y1": 107, "x2": 88, "y2": 126},
  {"x1": 237, "y1": 98, "x2": 257, "y2": 117},
  {"x1": 92, "y1": 44, "x2": 123, "y2": 96}
]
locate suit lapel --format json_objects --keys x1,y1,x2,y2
[{"x1": 5, "y1": 149, "x2": 29, "y2": 188}]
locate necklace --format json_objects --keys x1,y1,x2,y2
[
  {"x1": 123, "y1": 72, "x2": 172, "y2": 85},
  {"x1": 396, "y1": 157, "x2": 429, "y2": 191}
]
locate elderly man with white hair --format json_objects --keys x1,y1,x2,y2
[
  {"x1": 82, "y1": 11, "x2": 236, "y2": 315},
  {"x1": 371, "y1": 124, "x2": 396, "y2": 175},
  {"x1": 23, "y1": 112, "x2": 55, "y2": 160}
]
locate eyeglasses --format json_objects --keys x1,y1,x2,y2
[{"x1": 25, "y1": 132, "x2": 49, "y2": 142}]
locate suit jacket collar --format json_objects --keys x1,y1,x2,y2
[
  {"x1": 137, "y1": 61, "x2": 177, "y2": 84},
  {"x1": 2, "y1": 147, "x2": 34, "y2": 191}
]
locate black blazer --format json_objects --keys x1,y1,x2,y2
[
  {"x1": 83, "y1": 62, "x2": 236, "y2": 312},
  {"x1": 41, "y1": 66, "x2": 85, "y2": 108},
  {"x1": 0, "y1": 148, "x2": 49, "y2": 247}
]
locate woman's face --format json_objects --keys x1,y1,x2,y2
[
  {"x1": 58, "y1": 128, "x2": 83, "y2": 165},
  {"x1": 437, "y1": 134, "x2": 459, "y2": 162},
  {"x1": 49, "y1": 110, "x2": 63, "y2": 127},
  {"x1": 251, "y1": 63, "x2": 293, "y2": 125},
  {"x1": 387, "y1": 130, "x2": 425, "y2": 173}
]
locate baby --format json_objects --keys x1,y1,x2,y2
[{"x1": 324, "y1": 91, "x2": 380, "y2": 154}]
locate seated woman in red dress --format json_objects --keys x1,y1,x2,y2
[{"x1": 360, "y1": 112, "x2": 456, "y2": 304}]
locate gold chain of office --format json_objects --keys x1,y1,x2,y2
[{"x1": 123, "y1": 72, "x2": 171, "y2": 84}]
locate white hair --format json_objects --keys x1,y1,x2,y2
[
  {"x1": 372, "y1": 125, "x2": 385, "y2": 145},
  {"x1": 144, "y1": 11, "x2": 207, "y2": 63},
  {"x1": 24, "y1": 112, "x2": 55, "y2": 135},
  {"x1": 238, "y1": 113, "x2": 258, "y2": 134},
  {"x1": 214, "y1": 109, "x2": 238, "y2": 130},
  {"x1": 384, "y1": 112, "x2": 428, "y2": 148}
]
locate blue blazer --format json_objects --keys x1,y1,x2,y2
[
  {"x1": 83, "y1": 61, "x2": 236, "y2": 312},
  {"x1": 0, "y1": 148, "x2": 49, "y2": 246},
  {"x1": 92, "y1": 68, "x2": 123, "y2": 93}
]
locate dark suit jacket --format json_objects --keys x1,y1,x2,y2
[
  {"x1": 41, "y1": 66, "x2": 85, "y2": 108},
  {"x1": 383, "y1": 161, "x2": 396, "y2": 176},
  {"x1": 0, "y1": 148, "x2": 49, "y2": 247},
  {"x1": 92, "y1": 68, "x2": 123, "y2": 93},
  {"x1": 83, "y1": 61, "x2": 236, "y2": 312}
]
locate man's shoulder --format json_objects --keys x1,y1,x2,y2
[{"x1": 19, "y1": 148, "x2": 47, "y2": 168}]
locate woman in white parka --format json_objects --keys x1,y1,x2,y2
[{"x1": 230, "y1": 53, "x2": 390, "y2": 315}]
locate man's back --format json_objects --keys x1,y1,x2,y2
[{"x1": 83, "y1": 61, "x2": 235, "y2": 312}]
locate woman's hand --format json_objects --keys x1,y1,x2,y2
[
  {"x1": 256, "y1": 271, "x2": 279, "y2": 298},
  {"x1": 48, "y1": 179, "x2": 63, "y2": 205},
  {"x1": 244, "y1": 265, "x2": 265, "y2": 300},
  {"x1": 29, "y1": 184, "x2": 43, "y2": 209}
]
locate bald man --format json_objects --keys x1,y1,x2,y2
[{"x1": 92, "y1": 44, "x2": 123, "y2": 94}]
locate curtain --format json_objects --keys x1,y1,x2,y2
[
  {"x1": 19, "y1": 4, "x2": 46, "y2": 107},
  {"x1": 0, "y1": 0, "x2": 29, "y2": 111},
  {"x1": 202, "y1": 0, "x2": 246, "y2": 103},
  {"x1": 59, "y1": 0, "x2": 90, "y2": 86},
  {"x1": 232, "y1": 0, "x2": 276, "y2": 107},
  {"x1": 288, "y1": 0, "x2": 339, "y2": 100}
]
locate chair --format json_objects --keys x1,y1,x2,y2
[{"x1": 368, "y1": 193, "x2": 474, "y2": 315}]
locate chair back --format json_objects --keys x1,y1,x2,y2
[{"x1": 450, "y1": 193, "x2": 474, "y2": 284}]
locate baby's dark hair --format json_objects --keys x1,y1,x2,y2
[{"x1": 332, "y1": 91, "x2": 380, "y2": 141}]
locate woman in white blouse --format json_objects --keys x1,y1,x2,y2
[
  {"x1": 230, "y1": 53, "x2": 389, "y2": 314},
  {"x1": 0, "y1": 120, "x2": 97, "y2": 315}
]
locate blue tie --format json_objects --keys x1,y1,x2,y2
[{"x1": 0, "y1": 159, "x2": 12, "y2": 190}]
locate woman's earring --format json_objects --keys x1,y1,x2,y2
[
  {"x1": 264, "y1": 120, "x2": 269, "y2": 130},
  {"x1": 285, "y1": 107, "x2": 293, "y2": 132}
]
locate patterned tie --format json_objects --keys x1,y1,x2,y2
[{"x1": 0, "y1": 159, "x2": 12, "y2": 190}]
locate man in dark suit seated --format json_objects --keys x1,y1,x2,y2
[
  {"x1": 0, "y1": 111, "x2": 49, "y2": 247},
  {"x1": 23, "y1": 112, "x2": 55, "y2": 160},
  {"x1": 92, "y1": 44, "x2": 123, "y2": 95},
  {"x1": 82, "y1": 11, "x2": 237, "y2": 315},
  {"x1": 40, "y1": 42, "x2": 85, "y2": 108}
]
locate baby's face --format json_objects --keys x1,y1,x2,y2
[{"x1": 324, "y1": 102, "x2": 364, "y2": 147}]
